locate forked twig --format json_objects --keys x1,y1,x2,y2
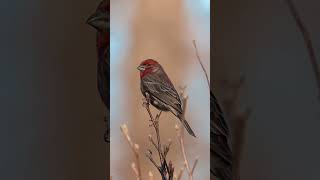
[{"x1": 143, "y1": 94, "x2": 174, "y2": 180}]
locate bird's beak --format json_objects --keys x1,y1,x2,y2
[
  {"x1": 137, "y1": 65, "x2": 145, "y2": 71},
  {"x1": 87, "y1": 11, "x2": 109, "y2": 31}
]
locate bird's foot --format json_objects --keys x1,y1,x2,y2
[{"x1": 142, "y1": 97, "x2": 150, "y2": 108}]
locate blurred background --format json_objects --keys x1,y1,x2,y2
[
  {"x1": 213, "y1": 0, "x2": 320, "y2": 180},
  {"x1": 0, "y1": 0, "x2": 108, "y2": 179},
  {"x1": 110, "y1": 0, "x2": 210, "y2": 179},
  {"x1": 1, "y1": 0, "x2": 319, "y2": 180}
]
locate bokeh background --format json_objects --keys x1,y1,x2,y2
[{"x1": 110, "y1": 0, "x2": 210, "y2": 179}]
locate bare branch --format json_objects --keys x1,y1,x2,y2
[
  {"x1": 175, "y1": 125, "x2": 194, "y2": 180},
  {"x1": 190, "y1": 156, "x2": 199, "y2": 174},
  {"x1": 120, "y1": 124, "x2": 143, "y2": 180},
  {"x1": 193, "y1": 40, "x2": 210, "y2": 88},
  {"x1": 146, "y1": 150, "x2": 160, "y2": 169},
  {"x1": 285, "y1": 0, "x2": 320, "y2": 100},
  {"x1": 143, "y1": 97, "x2": 174, "y2": 180},
  {"x1": 175, "y1": 88, "x2": 199, "y2": 180}
]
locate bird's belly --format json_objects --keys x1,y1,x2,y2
[{"x1": 150, "y1": 98, "x2": 169, "y2": 111}]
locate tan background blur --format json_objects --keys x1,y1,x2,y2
[{"x1": 110, "y1": 0, "x2": 210, "y2": 179}]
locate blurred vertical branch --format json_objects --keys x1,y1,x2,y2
[
  {"x1": 175, "y1": 88, "x2": 199, "y2": 180},
  {"x1": 221, "y1": 76, "x2": 251, "y2": 180},
  {"x1": 285, "y1": 0, "x2": 320, "y2": 100},
  {"x1": 120, "y1": 124, "x2": 143, "y2": 180},
  {"x1": 193, "y1": 40, "x2": 251, "y2": 180}
]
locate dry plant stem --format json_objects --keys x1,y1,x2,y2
[
  {"x1": 220, "y1": 77, "x2": 251, "y2": 180},
  {"x1": 175, "y1": 91, "x2": 198, "y2": 180},
  {"x1": 146, "y1": 103, "x2": 163, "y2": 164},
  {"x1": 120, "y1": 124, "x2": 142, "y2": 180},
  {"x1": 176, "y1": 125, "x2": 198, "y2": 180},
  {"x1": 190, "y1": 158, "x2": 198, "y2": 175},
  {"x1": 193, "y1": 40, "x2": 210, "y2": 88},
  {"x1": 286, "y1": 0, "x2": 320, "y2": 100},
  {"x1": 144, "y1": 96, "x2": 174, "y2": 180},
  {"x1": 193, "y1": 38, "x2": 251, "y2": 179}
]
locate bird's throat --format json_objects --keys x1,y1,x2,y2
[{"x1": 140, "y1": 68, "x2": 153, "y2": 78}]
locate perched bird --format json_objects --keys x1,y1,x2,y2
[
  {"x1": 87, "y1": 0, "x2": 110, "y2": 109},
  {"x1": 211, "y1": 90, "x2": 232, "y2": 180},
  {"x1": 137, "y1": 59, "x2": 196, "y2": 137},
  {"x1": 87, "y1": 0, "x2": 110, "y2": 142}
]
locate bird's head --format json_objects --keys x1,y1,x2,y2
[
  {"x1": 137, "y1": 59, "x2": 161, "y2": 78},
  {"x1": 87, "y1": 0, "x2": 109, "y2": 32}
]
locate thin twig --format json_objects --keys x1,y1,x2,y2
[
  {"x1": 146, "y1": 151, "x2": 160, "y2": 169},
  {"x1": 176, "y1": 125, "x2": 198, "y2": 180},
  {"x1": 285, "y1": 0, "x2": 320, "y2": 100},
  {"x1": 193, "y1": 40, "x2": 210, "y2": 88},
  {"x1": 120, "y1": 124, "x2": 143, "y2": 180},
  {"x1": 143, "y1": 95, "x2": 174, "y2": 180},
  {"x1": 193, "y1": 39, "x2": 250, "y2": 179},
  {"x1": 175, "y1": 88, "x2": 199, "y2": 180},
  {"x1": 190, "y1": 157, "x2": 199, "y2": 174},
  {"x1": 176, "y1": 125, "x2": 191, "y2": 179}
]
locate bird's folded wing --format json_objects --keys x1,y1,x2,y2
[{"x1": 142, "y1": 74, "x2": 182, "y2": 113}]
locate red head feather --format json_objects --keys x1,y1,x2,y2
[
  {"x1": 138, "y1": 59, "x2": 160, "y2": 78},
  {"x1": 140, "y1": 59, "x2": 159, "y2": 66}
]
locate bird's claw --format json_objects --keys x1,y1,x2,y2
[{"x1": 142, "y1": 97, "x2": 150, "y2": 108}]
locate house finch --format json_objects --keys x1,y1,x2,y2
[
  {"x1": 87, "y1": 0, "x2": 110, "y2": 142},
  {"x1": 211, "y1": 90, "x2": 232, "y2": 180},
  {"x1": 87, "y1": 0, "x2": 110, "y2": 109},
  {"x1": 137, "y1": 59, "x2": 196, "y2": 137}
]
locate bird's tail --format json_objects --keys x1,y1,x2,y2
[{"x1": 178, "y1": 114, "x2": 197, "y2": 138}]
